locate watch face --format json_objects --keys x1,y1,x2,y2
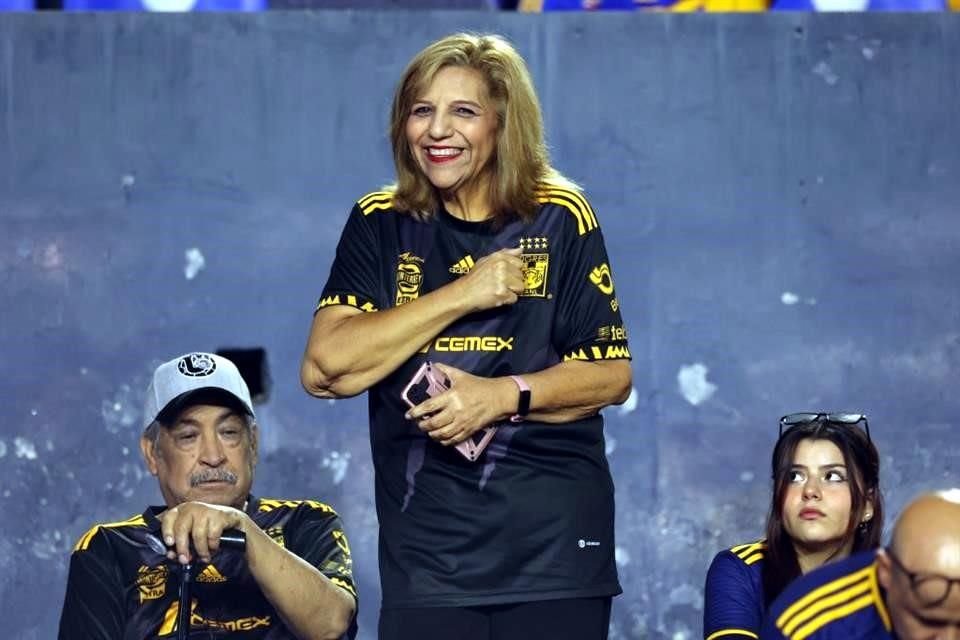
[{"x1": 518, "y1": 389, "x2": 531, "y2": 416}]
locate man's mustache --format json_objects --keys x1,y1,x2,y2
[{"x1": 190, "y1": 469, "x2": 238, "y2": 487}]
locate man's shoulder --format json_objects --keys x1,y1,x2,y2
[
  {"x1": 71, "y1": 512, "x2": 148, "y2": 554},
  {"x1": 254, "y1": 497, "x2": 339, "y2": 517},
  {"x1": 766, "y1": 550, "x2": 891, "y2": 640}
]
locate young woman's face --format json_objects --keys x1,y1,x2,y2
[
  {"x1": 781, "y1": 438, "x2": 854, "y2": 553},
  {"x1": 404, "y1": 65, "x2": 498, "y2": 199}
]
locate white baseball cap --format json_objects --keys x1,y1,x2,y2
[{"x1": 142, "y1": 352, "x2": 255, "y2": 431}]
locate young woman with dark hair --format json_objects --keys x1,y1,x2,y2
[{"x1": 702, "y1": 413, "x2": 883, "y2": 640}]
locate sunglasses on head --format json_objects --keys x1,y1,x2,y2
[{"x1": 778, "y1": 412, "x2": 871, "y2": 442}]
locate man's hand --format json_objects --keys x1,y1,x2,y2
[
  {"x1": 158, "y1": 501, "x2": 250, "y2": 565},
  {"x1": 405, "y1": 364, "x2": 515, "y2": 446}
]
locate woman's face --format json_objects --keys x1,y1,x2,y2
[
  {"x1": 405, "y1": 65, "x2": 498, "y2": 200},
  {"x1": 781, "y1": 438, "x2": 854, "y2": 552}
]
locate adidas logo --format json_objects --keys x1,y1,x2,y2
[
  {"x1": 449, "y1": 255, "x2": 475, "y2": 275},
  {"x1": 196, "y1": 564, "x2": 227, "y2": 583}
]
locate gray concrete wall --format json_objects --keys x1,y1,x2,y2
[{"x1": 1, "y1": 11, "x2": 958, "y2": 639}]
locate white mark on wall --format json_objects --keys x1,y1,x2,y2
[
  {"x1": 677, "y1": 363, "x2": 717, "y2": 406},
  {"x1": 606, "y1": 436, "x2": 617, "y2": 456},
  {"x1": 618, "y1": 386, "x2": 638, "y2": 415},
  {"x1": 30, "y1": 408, "x2": 38, "y2": 417},
  {"x1": 322, "y1": 451, "x2": 351, "y2": 485},
  {"x1": 102, "y1": 384, "x2": 139, "y2": 433},
  {"x1": 40, "y1": 243, "x2": 64, "y2": 270},
  {"x1": 812, "y1": 60, "x2": 839, "y2": 86},
  {"x1": 121, "y1": 174, "x2": 135, "y2": 188},
  {"x1": 14, "y1": 438, "x2": 37, "y2": 460},
  {"x1": 0, "y1": 440, "x2": 6, "y2": 458},
  {"x1": 31, "y1": 529, "x2": 70, "y2": 560},
  {"x1": 46, "y1": 440, "x2": 54, "y2": 452},
  {"x1": 740, "y1": 471, "x2": 755, "y2": 483},
  {"x1": 184, "y1": 247, "x2": 206, "y2": 280},
  {"x1": 781, "y1": 291, "x2": 817, "y2": 306},
  {"x1": 615, "y1": 545, "x2": 631, "y2": 567},
  {"x1": 861, "y1": 39, "x2": 881, "y2": 60}
]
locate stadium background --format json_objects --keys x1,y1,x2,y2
[{"x1": 1, "y1": 8, "x2": 959, "y2": 639}]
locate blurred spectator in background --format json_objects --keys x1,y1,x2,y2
[{"x1": 518, "y1": 0, "x2": 955, "y2": 9}]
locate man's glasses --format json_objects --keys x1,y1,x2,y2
[
  {"x1": 778, "y1": 412, "x2": 871, "y2": 442},
  {"x1": 887, "y1": 547, "x2": 960, "y2": 607}
]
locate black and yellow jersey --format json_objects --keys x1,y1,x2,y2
[
  {"x1": 58, "y1": 496, "x2": 357, "y2": 639},
  {"x1": 318, "y1": 188, "x2": 630, "y2": 608},
  {"x1": 704, "y1": 540, "x2": 767, "y2": 640},
  {"x1": 761, "y1": 550, "x2": 892, "y2": 640}
]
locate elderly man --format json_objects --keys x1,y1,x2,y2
[
  {"x1": 761, "y1": 489, "x2": 960, "y2": 640},
  {"x1": 58, "y1": 352, "x2": 357, "y2": 639}
]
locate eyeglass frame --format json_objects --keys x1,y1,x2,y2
[
  {"x1": 778, "y1": 412, "x2": 871, "y2": 443},
  {"x1": 886, "y1": 547, "x2": 960, "y2": 608}
]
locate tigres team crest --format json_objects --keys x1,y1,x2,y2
[
  {"x1": 395, "y1": 251, "x2": 424, "y2": 306},
  {"x1": 519, "y1": 237, "x2": 549, "y2": 298},
  {"x1": 137, "y1": 564, "x2": 168, "y2": 603}
]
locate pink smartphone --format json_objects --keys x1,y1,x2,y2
[{"x1": 401, "y1": 362, "x2": 497, "y2": 462}]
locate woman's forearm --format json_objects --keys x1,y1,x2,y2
[
  {"x1": 300, "y1": 280, "x2": 473, "y2": 398},
  {"x1": 523, "y1": 359, "x2": 633, "y2": 423}
]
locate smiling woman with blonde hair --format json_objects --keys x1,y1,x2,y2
[{"x1": 302, "y1": 32, "x2": 632, "y2": 640}]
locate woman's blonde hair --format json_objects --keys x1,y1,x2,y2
[{"x1": 387, "y1": 32, "x2": 576, "y2": 223}]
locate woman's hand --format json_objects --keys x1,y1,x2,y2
[
  {"x1": 457, "y1": 247, "x2": 525, "y2": 313},
  {"x1": 404, "y1": 363, "x2": 515, "y2": 446}
]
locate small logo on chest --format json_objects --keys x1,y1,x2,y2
[
  {"x1": 396, "y1": 251, "x2": 425, "y2": 306},
  {"x1": 137, "y1": 565, "x2": 168, "y2": 602},
  {"x1": 449, "y1": 255, "x2": 475, "y2": 275}
]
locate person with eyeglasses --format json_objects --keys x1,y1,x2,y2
[
  {"x1": 703, "y1": 413, "x2": 883, "y2": 640},
  {"x1": 761, "y1": 489, "x2": 960, "y2": 639}
]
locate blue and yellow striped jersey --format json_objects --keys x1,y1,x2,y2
[
  {"x1": 704, "y1": 539, "x2": 766, "y2": 640},
  {"x1": 761, "y1": 550, "x2": 892, "y2": 640}
]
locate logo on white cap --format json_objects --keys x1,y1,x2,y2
[{"x1": 178, "y1": 353, "x2": 217, "y2": 377}]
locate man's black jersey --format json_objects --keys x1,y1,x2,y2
[
  {"x1": 58, "y1": 497, "x2": 357, "y2": 639},
  {"x1": 318, "y1": 187, "x2": 631, "y2": 608}
]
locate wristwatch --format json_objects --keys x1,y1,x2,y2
[{"x1": 509, "y1": 375, "x2": 531, "y2": 423}]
